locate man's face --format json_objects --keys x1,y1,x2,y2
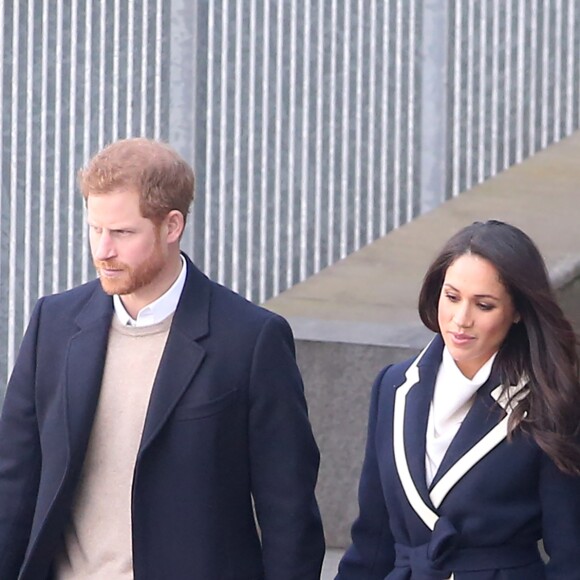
[{"x1": 87, "y1": 188, "x2": 168, "y2": 298}]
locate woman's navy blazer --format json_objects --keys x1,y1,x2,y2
[{"x1": 337, "y1": 335, "x2": 580, "y2": 580}]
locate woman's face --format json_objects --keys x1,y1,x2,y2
[{"x1": 437, "y1": 253, "x2": 519, "y2": 379}]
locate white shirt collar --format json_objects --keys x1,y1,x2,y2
[
  {"x1": 441, "y1": 346, "x2": 497, "y2": 389},
  {"x1": 113, "y1": 255, "x2": 187, "y2": 327},
  {"x1": 431, "y1": 347, "x2": 497, "y2": 419},
  {"x1": 425, "y1": 347, "x2": 499, "y2": 485}
]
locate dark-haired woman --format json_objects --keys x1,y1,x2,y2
[{"x1": 336, "y1": 220, "x2": 580, "y2": 580}]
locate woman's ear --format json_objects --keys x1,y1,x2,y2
[{"x1": 513, "y1": 312, "x2": 521, "y2": 324}]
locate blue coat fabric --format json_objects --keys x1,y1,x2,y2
[
  {"x1": 337, "y1": 335, "x2": 580, "y2": 580},
  {"x1": 0, "y1": 256, "x2": 325, "y2": 580}
]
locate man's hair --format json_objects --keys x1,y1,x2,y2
[{"x1": 78, "y1": 137, "x2": 195, "y2": 225}]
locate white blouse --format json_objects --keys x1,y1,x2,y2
[{"x1": 425, "y1": 347, "x2": 497, "y2": 486}]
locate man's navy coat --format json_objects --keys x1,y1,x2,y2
[
  {"x1": 337, "y1": 336, "x2": 580, "y2": 580},
  {"x1": 0, "y1": 256, "x2": 325, "y2": 580}
]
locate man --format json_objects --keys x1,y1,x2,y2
[{"x1": 0, "y1": 138, "x2": 325, "y2": 579}]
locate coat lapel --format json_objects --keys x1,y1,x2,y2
[
  {"x1": 428, "y1": 372, "x2": 528, "y2": 509},
  {"x1": 138, "y1": 257, "x2": 210, "y2": 454},
  {"x1": 395, "y1": 336, "x2": 529, "y2": 519},
  {"x1": 65, "y1": 285, "x2": 114, "y2": 470},
  {"x1": 404, "y1": 339, "x2": 442, "y2": 509},
  {"x1": 392, "y1": 337, "x2": 442, "y2": 531},
  {"x1": 429, "y1": 374, "x2": 504, "y2": 491},
  {"x1": 65, "y1": 257, "x2": 213, "y2": 465}
]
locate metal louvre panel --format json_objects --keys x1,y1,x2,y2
[
  {"x1": 0, "y1": 0, "x2": 169, "y2": 387},
  {"x1": 185, "y1": 0, "x2": 420, "y2": 302},
  {"x1": 447, "y1": 0, "x2": 579, "y2": 198},
  {"x1": 1, "y1": 0, "x2": 579, "y2": 390}
]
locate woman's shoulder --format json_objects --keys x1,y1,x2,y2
[
  {"x1": 374, "y1": 351, "x2": 424, "y2": 392},
  {"x1": 381, "y1": 336, "x2": 439, "y2": 376},
  {"x1": 371, "y1": 338, "x2": 443, "y2": 404}
]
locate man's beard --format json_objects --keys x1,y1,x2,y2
[{"x1": 94, "y1": 241, "x2": 166, "y2": 296}]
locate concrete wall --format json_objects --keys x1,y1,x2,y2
[
  {"x1": 558, "y1": 277, "x2": 580, "y2": 344},
  {"x1": 295, "y1": 340, "x2": 422, "y2": 547}
]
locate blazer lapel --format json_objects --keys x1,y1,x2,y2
[
  {"x1": 138, "y1": 257, "x2": 210, "y2": 454},
  {"x1": 429, "y1": 374, "x2": 503, "y2": 491},
  {"x1": 393, "y1": 337, "x2": 529, "y2": 527},
  {"x1": 404, "y1": 342, "x2": 442, "y2": 509},
  {"x1": 65, "y1": 285, "x2": 114, "y2": 471},
  {"x1": 392, "y1": 336, "x2": 442, "y2": 531},
  {"x1": 428, "y1": 372, "x2": 528, "y2": 509}
]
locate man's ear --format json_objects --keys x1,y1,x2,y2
[{"x1": 165, "y1": 210, "x2": 185, "y2": 243}]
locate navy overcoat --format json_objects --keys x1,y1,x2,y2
[
  {"x1": 0, "y1": 255, "x2": 325, "y2": 580},
  {"x1": 337, "y1": 335, "x2": 580, "y2": 579}
]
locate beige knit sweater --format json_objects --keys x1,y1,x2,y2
[{"x1": 54, "y1": 315, "x2": 173, "y2": 579}]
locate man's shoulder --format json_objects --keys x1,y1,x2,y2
[
  {"x1": 180, "y1": 257, "x2": 292, "y2": 339},
  {"x1": 39, "y1": 279, "x2": 104, "y2": 314},
  {"x1": 209, "y1": 280, "x2": 276, "y2": 319},
  {"x1": 183, "y1": 256, "x2": 275, "y2": 320},
  {"x1": 206, "y1": 280, "x2": 291, "y2": 342}
]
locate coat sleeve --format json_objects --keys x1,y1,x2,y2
[
  {"x1": 336, "y1": 366, "x2": 396, "y2": 580},
  {"x1": 247, "y1": 314, "x2": 325, "y2": 580},
  {"x1": 0, "y1": 299, "x2": 44, "y2": 579},
  {"x1": 540, "y1": 446, "x2": 580, "y2": 580}
]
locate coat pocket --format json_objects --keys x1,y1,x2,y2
[{"x1": 173, "y1": 388, "x2": 239, "y2": 421}]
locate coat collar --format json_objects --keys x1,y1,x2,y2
[
  {"x1": 65, "y1": 254, "x2": 211, "y2": 465},
  {"x1": 393, "y1": 335, "x2": 528, "y2": 529},
  {"x1": 139, "y1": 255, "x2": 210, "y2": 453},
  {"x1": 65, "y1": 284, "x2": 115, "y2": 468},
  {"x1": 72, "y1": 253, "x2": 209, "y2": 339}
]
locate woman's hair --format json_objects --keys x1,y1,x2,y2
[
  {"x1": 418, "y1": 220, "x2": 580, "y2": 475},
  {"x1": 78, "y1": 137, "x2": 195, "y2": 226}
]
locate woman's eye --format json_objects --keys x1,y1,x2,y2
[
  {"x1": 445, "y1": 293, "x2": 458, "y2": 302},
  {"x1": 478, "y1": 303, "x2": 493, "y2": 311}
]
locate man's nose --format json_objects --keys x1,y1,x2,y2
[{"x1": 93, "y1": 231, "x2": 116, "y2": 261}]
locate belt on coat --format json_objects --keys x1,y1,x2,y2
[{"x1": 394, "y1": 517, "x2": 540, "y2": 580}]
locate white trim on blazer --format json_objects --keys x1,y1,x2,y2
[{"x1": 393, "y1": 343, "x2": 528, "y2": 580}]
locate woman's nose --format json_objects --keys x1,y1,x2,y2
[{"x1": 453, "y1": 304, "x2": 473, "y2": 328}]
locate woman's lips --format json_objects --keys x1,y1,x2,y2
[{"x1": 450, "y1": 331, "x2": 475, "y2": 345}]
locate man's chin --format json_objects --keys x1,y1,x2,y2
[{"x1": 98, "y1": 278, "x2": 131, "y2": 296}]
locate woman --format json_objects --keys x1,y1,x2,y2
[{"x1": 336, "y1": 220, "x2": 580, "y2": 579}]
